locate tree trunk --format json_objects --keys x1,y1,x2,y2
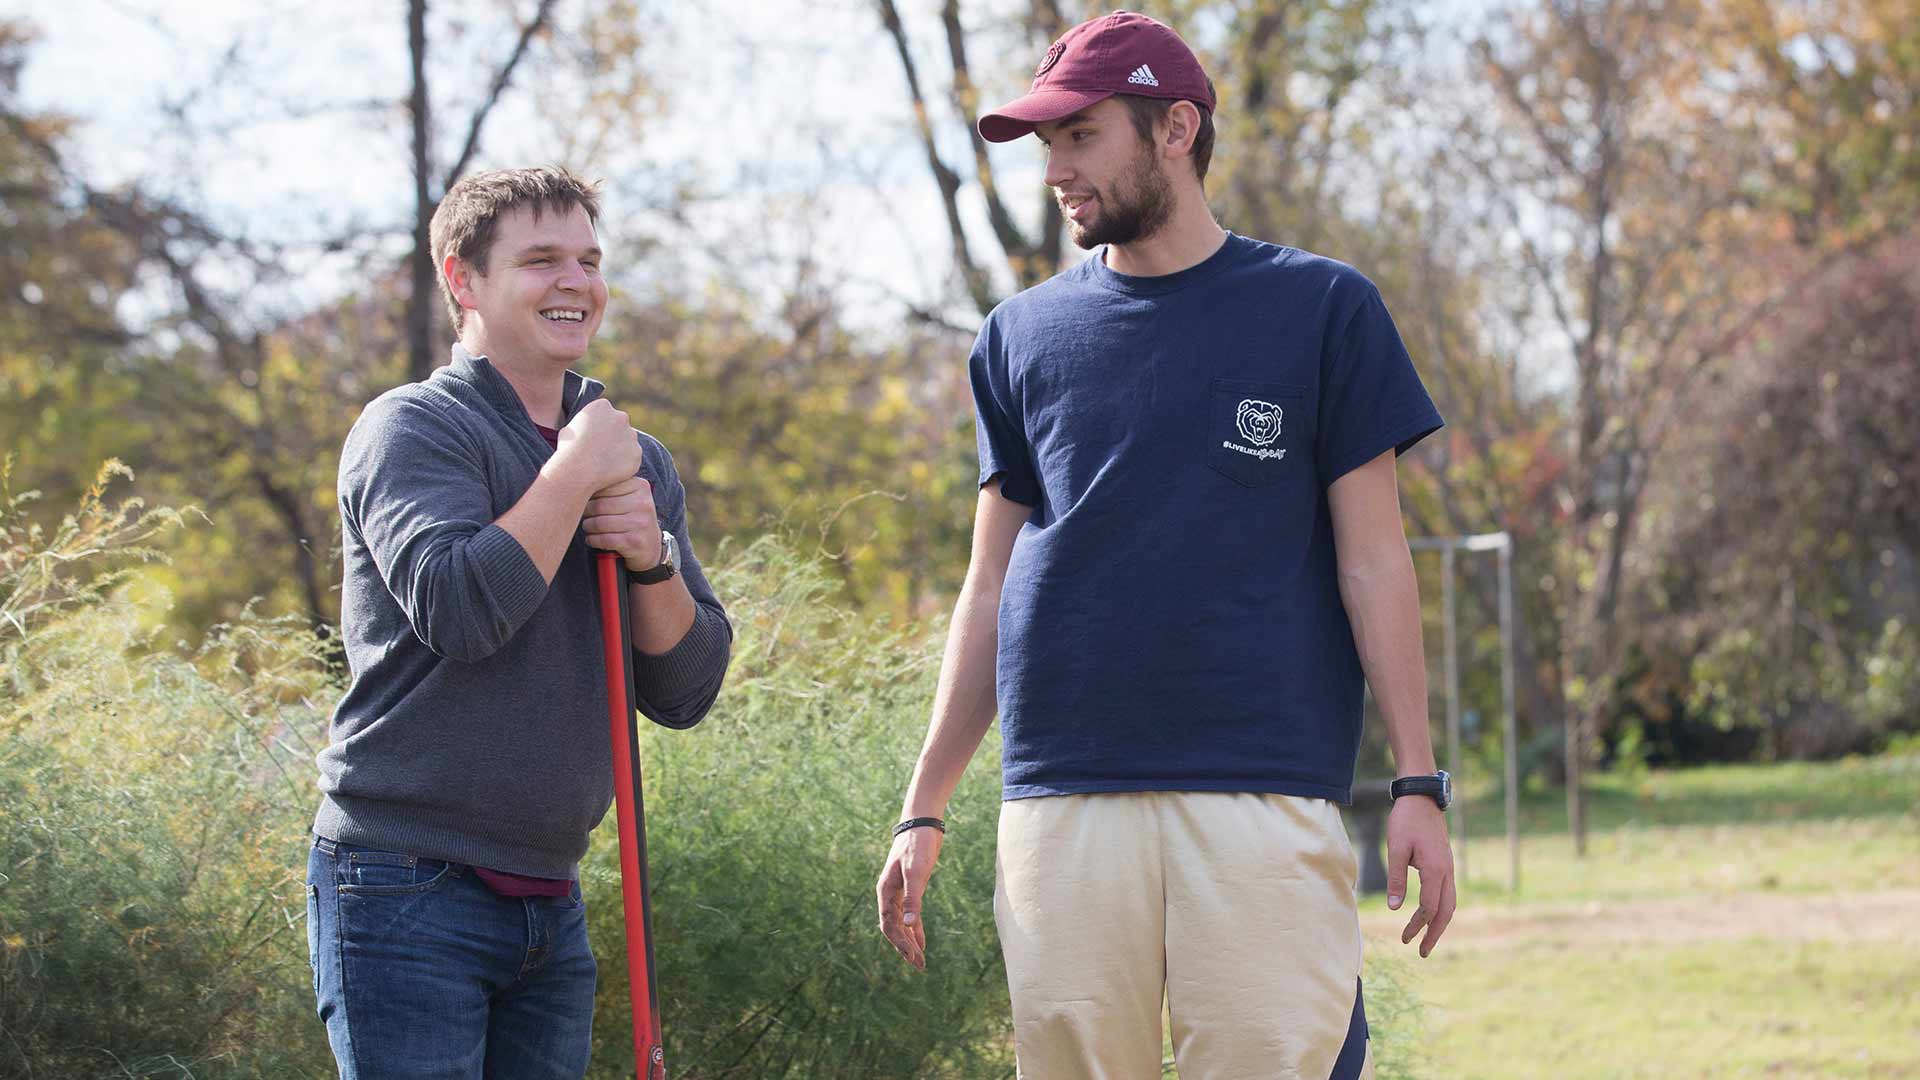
[
  {"x1": 253, "y1": 466, "x2": 331, "y2": 637},
  {"x1": 1564, "y1": 684, "x2": 1588, "y2": 856},
  {"x1": 407, "y1": 0, "x2": 436, "y2": 382}
]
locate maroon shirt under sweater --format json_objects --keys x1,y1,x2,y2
[{"x1": 471, "y1": 420, "x2": 575, "y2": 898}]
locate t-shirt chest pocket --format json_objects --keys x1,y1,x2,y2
[{"x1": 1206, "y1": 379, "x2": 1308, "y2": 488}]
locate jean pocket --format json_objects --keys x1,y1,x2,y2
[
  {"x1": 305, "y1": 884, "x2": 321, "y2": 991},
  {"x1": 337, "y1": 848, "x2": 455, "y2": 895},
  {"x1": 1206, "y1": 380, "x2": 1308, "y2": 488}
]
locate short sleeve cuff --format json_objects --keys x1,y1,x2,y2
[
  {"x1": 980, "y1": 466, "x2": 1040, "y2": 506},
  {"x1": 1321, "y1": 410, "x2": 1444, "y2": 488}
]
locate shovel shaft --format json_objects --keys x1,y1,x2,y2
[{"x1": 596, "y1": 551, "x2": 666, "y2": 1079}]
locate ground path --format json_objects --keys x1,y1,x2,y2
[{"x1": 1361, "y1": 887, "x2": 1920, "y2": 952}]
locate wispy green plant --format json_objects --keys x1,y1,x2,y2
[
  {"x1": 0, "y1": 462, "x2": 333, "y2": 1079},
  {"x1": 0, "y1": 458, "x2": 192, "y2": 650},
  {"x1": 586, "y1": 532, "x2": 1015, "y2": 1078}
]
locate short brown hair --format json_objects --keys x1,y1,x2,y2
[
  {"x1": 429, "y1": 165, "x2": 603, "y2": 330},
  {"x1": 1119, "y1": 86, "x2": 1216, "y2": 183}
]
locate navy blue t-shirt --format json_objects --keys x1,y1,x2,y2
[{"x1": 971, "y1": 234, "x2": 1442, "y2": 804}]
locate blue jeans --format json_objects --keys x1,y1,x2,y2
[{"x1": 306, "y1": 836, "x2": 597, "y2": 1079}]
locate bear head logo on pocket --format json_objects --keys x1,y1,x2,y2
[{"x1": 1234, "y1": 399, "x2": 1283, "y2": 447}]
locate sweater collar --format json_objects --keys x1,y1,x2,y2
[{"x1": 444, "y1": 342, "x2": 604, "y2": 424}]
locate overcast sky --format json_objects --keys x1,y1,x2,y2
[{"x1": 12, "y1": 0, "x2": 1072, "y2": 333}]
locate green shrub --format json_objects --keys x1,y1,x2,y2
[
  {"x1": 0, "y1": 462, "x2": 334, "y2": 1078},
  {"x1": 0, "y1": 468, "x2": 1013, "y2": 1079},
  {"x1": 584, "y1": 534, "x2": 1014, "y2": 1078}
]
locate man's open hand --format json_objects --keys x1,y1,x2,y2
[
  {"x1": 876, "y1": 826, "x2": 943, "y2": 970},
  {"x1": 1386, "y1": 795, "x2": 1455, "y2": 957}
]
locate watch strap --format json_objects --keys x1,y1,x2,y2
[
  {"x1": 1390, "y1": 771, "x2": 1451, "y2": 810},
  {"x1": 629, "y1": 530, "x2": 678, "y2": 585}
]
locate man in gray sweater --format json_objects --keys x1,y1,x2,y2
[{"x1": 307, "y1": 165, "x2": 730, "y2": 1079}]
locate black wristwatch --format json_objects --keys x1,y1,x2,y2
[
  {"x1": 630, "y1": 530, "x2": 680, "y2": 585},
  {"x1": 1390, "y1": 770, "x2": 1452, "y2": 811}
]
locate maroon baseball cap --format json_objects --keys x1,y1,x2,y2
[{"x1": 978, "y1": 11, "x2": 1215, "y2": 143}]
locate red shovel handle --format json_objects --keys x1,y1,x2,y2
[{"x1": 596, "y1": 551, "x2": 666, "y2": 1080}]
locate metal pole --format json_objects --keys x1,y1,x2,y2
[
  {"x1": 1443, "y1": 545, "x2": 1464, "y2": 884},
  {"x1": 1500, "y1": 541, "x2": 1519, "y2": 895},
  {"x1": 1410, "y1": 533, "x2": 1514, "y2": 889}
]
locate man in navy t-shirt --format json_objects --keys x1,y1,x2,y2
[{"x1": 876, "y1": 12, "x2": 1456, "y2": 1078}]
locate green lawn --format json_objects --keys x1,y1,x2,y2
[
  {"x1": 1410, "y1": 939, "x2": 1920, "y2": 1079},
  {"x1": 1480, "y1": 753, "x2": 1920, "y2": 834},
  {"x1": 1352, "y1": 755, "x2": 1920, "y2": 1079},
  {"x1": 1417, "y1": 754, "x2": 1920, "y2": 903},
  {"x1": 1438, "y1": 813, "x2": 1920, "y2": 904}
]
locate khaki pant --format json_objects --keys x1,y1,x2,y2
[{"x1": 995, "y1": 792, "x2": 1373, "y2": 1080}]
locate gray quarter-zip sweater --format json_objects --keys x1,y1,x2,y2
[{"x1": 313, "y1": 345, "x2": 731, "y2": 879}]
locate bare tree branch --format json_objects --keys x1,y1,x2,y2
[
  {"x1": 876, "y1": 0, "x2": 995, "y2": 315},
  {"x1": 937, "y1": 0, "x2": 1065, "y2": 291},
  {"x1": 403, "y1": 0, "x2": 561, "y2": 381},
  {"x1": 940, "y1": 0, "x2": 1032, "y2": 282},
  {"x1": 443, "y1": 0, "x2": 561, "y2": 188}
]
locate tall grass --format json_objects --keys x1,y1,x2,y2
[
  {"x1": 0, "y1": 461, "x2": 332, "y2": 1078},
  {"x1": 0, "y1": 467, "x2": 1015, "y2": 1078},
  {"x1": 584, "y1": 534, "x2": 1014, "y2": 1078}
]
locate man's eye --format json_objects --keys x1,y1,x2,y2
[{"x1": 527, "y1": 257, "x2": 551, "y2": 266}]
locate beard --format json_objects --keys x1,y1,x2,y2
[{"x1": 1064, "y1": 141, "x2": 1175, "y2": 250}]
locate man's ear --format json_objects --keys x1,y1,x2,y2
[
  {"x1": 1163, "y1": 100, "x2": 1202, "y2": 161},
  {"x1": 443, "y1": 253, "x2": 480, "y2": 314}
]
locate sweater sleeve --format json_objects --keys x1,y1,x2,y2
[
  {"x1": 630, "y1": 436, "x2": 732, "y2": 729},
  {"x1": 338, "y1": 396, "x2": 548, "y2": 663}
]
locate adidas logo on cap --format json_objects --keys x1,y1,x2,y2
[{"x1": 1126, "y1": 64, "x2": 1160, "y2": 87}]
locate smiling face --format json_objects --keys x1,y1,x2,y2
[
  {"x1": 1036, "y1": 97, "x2": 1174, "y2": 250},
  {"x1": 447, "y1": 202, "x2": 608, "y2": 370}
]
